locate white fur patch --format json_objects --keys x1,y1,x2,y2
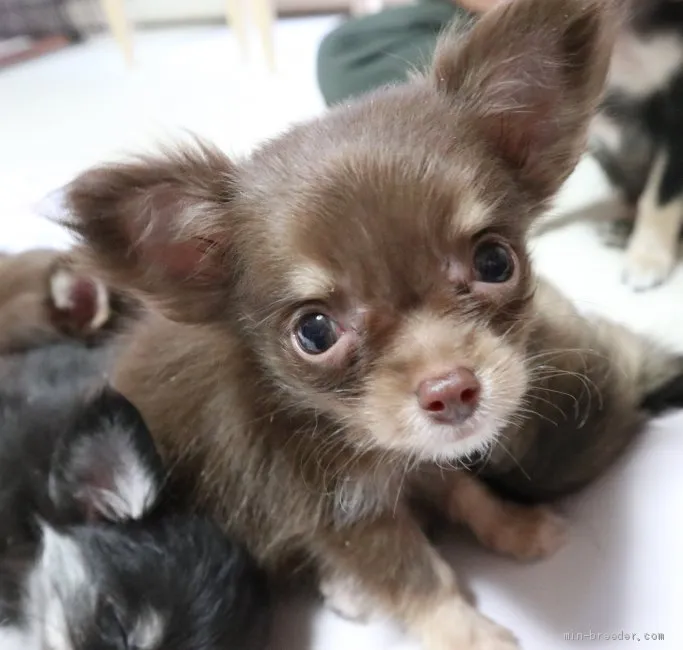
[
  {"x1": 609, "y1": 31, "x2": 683, "y2": 98},
  {"x1": 401, "y1": 396, "x2": 504, "y2": 464},
  {"x1": 50, "y1": 269, "x2": 77, "y2": 311},
  {"x1": 0, "y1": 625, "x2": 37, "y2": 650},
  {"x1": 625, "y1": 150, "x2": 683, "y2": 290},
  {"x1": 38, "y1": 526, "x2": 90, "y2": 596},
  {"x1": 334, "y1": 475, "x2": 388, "y2": 526},
  {"x1": 27, "y1": 526, "x2": 93, "y2": 650},
  {"x1": 589, "y1": 113, "x2": 623, "y2": 154},
  {"x1": 95, "y1": 437, "x2": 159, "y2": 521},
  {"x1": 49, "y1": 269, "x2": 110, "y2": 330},
  {"x1": 90, "y1": 278, "x2": 111, "y2": 330},
  {"x1": 320, "y1": 573, "x2": 375, "y2": 622},
  {"x1": 131, "y1": 610, "x2": 165, "y2": 650}
]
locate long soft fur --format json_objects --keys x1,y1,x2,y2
[
  {"x1": 0, "y1": 360, "x2": 270, "y2": 650},
  {"x1": 58, "y1": 0, "x2": 683, "y2": 647}
]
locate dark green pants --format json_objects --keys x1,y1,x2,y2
[{"x1": 317, "y1": 1, "x2": 470, "y2": 106}]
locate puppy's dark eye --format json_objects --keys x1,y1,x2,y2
[
  {"x1": 295, "y1": 313, "x2": 340, "y2": 355},
  {"x1": 473, "y1": 241, "x2": 514, "y2": 283}
]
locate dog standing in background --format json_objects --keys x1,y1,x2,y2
[{"x1": 590, "y1": 0, "x2": 683, "y2": 290}]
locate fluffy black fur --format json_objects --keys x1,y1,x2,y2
[
  {"x1": 0, "y1": 343, "x2": 270, "y2": 650},
  {"x1": 57, "y1": 517, "x2": 271, "y2": 650},
  {"x1": 0, "y1": 343, "x2": 114, "y2": 549},
  {"x1": 641, "y1": 368, "x2": 683, "y2": 413}
]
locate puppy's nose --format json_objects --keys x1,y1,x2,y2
[{"x1": 417, "y1": 369, "x2": 480, "y2": 424}]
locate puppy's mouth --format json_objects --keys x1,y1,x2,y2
[
  {"x1": 408, "y1": 367, "x2": 514, "y2": 460},
  {"x1": 417, "y1": 407, "x2": 503, "y2": 462},
  {"x1": 360, "y1": 334, "x2": 529, "y2": 464},
  {"x1": 365, "y1": 369, "x2": 523, "y2": 463}
]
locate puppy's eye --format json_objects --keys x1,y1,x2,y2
[
  {"x1": 294, "y1": 313, "x2": 340, "y2": 355},
  {"x1": 473, "y1": 241, "x2": 514, "y2": 283}
]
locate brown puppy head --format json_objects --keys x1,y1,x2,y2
[{"x1": 62, "y1": 0, "x2": 613, "y2": 464}]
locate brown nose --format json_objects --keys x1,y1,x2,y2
[{"x1": 416, "y1": 369, "x2": 480, "y2": 424}]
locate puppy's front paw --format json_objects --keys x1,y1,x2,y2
[
  {"x1": 460, "y1": 613, "x2": 519, "y2": 650},
  {"x1": 421, "y1": 599, "x2": 519, "y2": 650},
  {"x1": 623, "y1": 241, "x2": 676, "y2": 291},
  {"x1": 478, "y1": 505, "x2": 568, "y2": 562}
]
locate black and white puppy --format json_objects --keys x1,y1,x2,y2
[
  {"x1": 589, "y1": 0, "x2": 683, "y2": 290},
  {"x1": 0, "y1": 350, "x2": 270, "y2": 650}
]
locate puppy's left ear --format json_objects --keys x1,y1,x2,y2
[
  {"x1": 49, "y1": 388, "x2": 164, "y2": 523},
  {"x1": 432, "y1": 0, "x2": 616, "y2": 200},
  {"x1": 60, "y1": 141, "x2": 239, "y2": 323}
]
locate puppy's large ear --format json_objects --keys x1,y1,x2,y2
[
  {"x1": 61, "y1": 142, "x2": 237, "y2": 322},
  {"x1": 432, "y1": 0, "x2": 616, "y2": 200},
  {"x1": 49, "y1": 388, "x2": 164, "y2": 523}
]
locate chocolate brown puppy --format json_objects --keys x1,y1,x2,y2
[{"x1": 59, "y1": 0, "x2": 680, "y2": 647}]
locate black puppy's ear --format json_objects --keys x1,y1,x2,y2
[
  {"x1": 431, "y1": 0, "x2": 616, "y2": 200},
  {"x1": 60, "y1": 141, "x2": 239, "y2": 323},
  {"x1": 49, "y1": 387, "x2": 164, "y2": 523}
]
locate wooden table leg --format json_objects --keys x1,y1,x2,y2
[
  {"x1": 100, "y1": 0, "x2": 134, "y2": 65},
  {"x1": 226, "y1": 0, "x2": 249, "y2": 58},
  {"x1": 253, "y1": 0, "x2": 276, "y2": 71}
]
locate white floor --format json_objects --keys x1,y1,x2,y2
[{"x1": 1, "y1": 18, "x2": 681, "y2": 650}]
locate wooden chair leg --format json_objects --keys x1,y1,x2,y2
[
  {"x1": 252, "y1": 0, "x2": 276, "y2": 71},
  {"x1": 226, "y1": 0, "x2": 249, "y2": 58},
  {"x1": 100, "y1": 0, "x2": 134, "y2": 65}
]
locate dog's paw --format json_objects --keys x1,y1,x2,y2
[
  {"x1": 623, "y1": 245, "x2": 675, "y2": 291},
  {"x1": 479, "y1": 505, "x2": 568, "y2": 562},
  {"x1": 421, "y1": 599, "x2": 519, "y2": 650},
  {"x1": 459, "y1": 614, "x2": 519, "y2": 650},
  {"x1": 49, "y1": 265, "x2": 111, "y2": 334}
]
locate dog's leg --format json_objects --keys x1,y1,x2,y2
[
  {"x1": 417, "y1": 470, "x2": 568, "y2": 561},
  {"x1": 446, "y1": 472, "x2": 567, "y2": 560},
  {"x1": 624, "y1": 149, "x2": 683, "y2": 290},
  {"x1": 317, "y1": 511, "x2": 518, "y2": 650}
]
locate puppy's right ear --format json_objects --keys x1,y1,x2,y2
[
  {"x1": 62, "y1": 142, "x2": 238, "y2": 322},
  {"x1": 430, "y1": 0, "x2": 616, "y2": 202}
]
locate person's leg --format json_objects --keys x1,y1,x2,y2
[{"x1": 317, "y1": 1, "x2": 468, "y2": 106}]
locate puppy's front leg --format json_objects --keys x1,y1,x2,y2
[
  {"x1": 624, "y1": 149, "x2": 683, "y2": 291},
  {"x1": 316, "y1": 511, "x2": 518, "y2": 650},
  {"x1": 446, "y1": 472, "x2": 567, "y2": 561},
  {"x1": 415, "y1": 471, "x2": 567, "y2": 562}
]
